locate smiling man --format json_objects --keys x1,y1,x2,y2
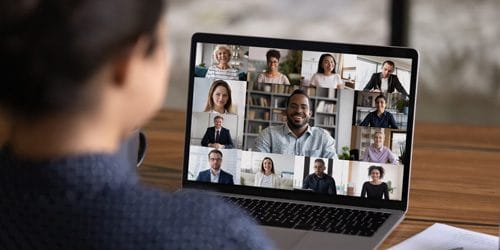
[{"x1": 255, "y1": 89, "x2": 337, "y2": 158}]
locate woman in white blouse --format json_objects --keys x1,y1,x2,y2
[
  {"x1": 256, "y1": 49, "x2": 290, "y2": 85},
  {"x1": 310, "y1": 53, "x2": 344, "y2": 89},
  {"x1": 254, "y1": 157, "x2": 281, "y2": 188}
]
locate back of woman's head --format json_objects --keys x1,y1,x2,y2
[{"x1": 0, "y1": 0, "x2": 166, "y2": 120}]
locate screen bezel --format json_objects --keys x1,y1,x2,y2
[{"x1": 183, "y1": 32, "x2": 419, "y2": 211}]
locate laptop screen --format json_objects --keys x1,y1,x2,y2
[{"x1": 183, "y1": 33, "x2": 418, "y2": 211}]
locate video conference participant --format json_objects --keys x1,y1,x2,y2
[
  {"x1": 254, "y1": 157, "x2": 281, "y2": 188},
  {"x1": 363, "y1": 131, "x2": 398, "y2": 164},
  {"x1": 255, "y1": 89, "x2": 337, "y2": 158},
  {"x1": 359, "y1": 94, "x2": 398, "y2": 129},
  {"x1": 309, "y1": 53, "x2": 344, "y2": 89},
  {"x1": 203, "y1": 79, "x2": 235, "y2": 114},
  {"x1": 0, "y1": 1, "x2": 271, "y2": 249},
  {"x1": 197, "y1": 149, "x2": 234, "y2": 184},
  {"x1": 256, "y1": 49, "x2": 290, "y2": 85},
  {"x1": 201, "y1": 115, "x2": 234, "y2": 149},
  {"x1": 205, "y1": 45, "x2": 239, "y2": 80},
  {"x1": 302, "y1": 159, "x2": 337, "y2": 195},
  {"x1": 360, "y1": 166, "x2": 390, "y2": 200},
  {"x1": 363, "y1": 60, "x2": 408, "y2": 96}
]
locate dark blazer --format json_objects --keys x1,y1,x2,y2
[
  {"x1": 363, "y1": 73, "x2": 408, "y2": 96},
  {"x1": 201, "y1": 127, "x2": 234, "y2": 149},
  {"x1": 196, "y1": 169, "x2": 234, "y2": 184}
]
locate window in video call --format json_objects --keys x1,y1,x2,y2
[{"x1": 188, "y1": 42, "x2": 412, "y2": 202}]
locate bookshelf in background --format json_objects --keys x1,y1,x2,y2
[{"x1": 244, "y1": 82, "x2": 339, "y2": 150}]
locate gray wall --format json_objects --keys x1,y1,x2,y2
[{"x1": 164, "y1": 0, "x2": 500, "y2": 125}]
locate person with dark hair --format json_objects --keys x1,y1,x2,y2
[
  {"x1": 205, "y1": 45, "x2": 239, "y2": 80},
  {"x1": 363, "y1": 60, "x2": 408, "y2": 96},
  {"x1": 201, "y1": 115, "x2": 234, "y2": 149},
  {"x1": 196, "y1": 149, "x2": 234, "y2": 184},
  {"x1": 203, "y1": 79, "x2": 235, "y2": 114},
  {"x1": 254, "y1": 157, "x2": 281, "y2": 188},
  {"x1": 257, "y1": 49, "x2": 290, "y2": 85},
  {"x1": 360, "y1": 95, "x2": 399, "y2": 129},
  {"x1": 310, "y1": 53, "x2": 344, "y2": 89},
  {"x1": 302, "y1": 159, "x2": 337, "y2": 195},
  {"x1": 0, "y1": 1, "x2": 272, "y2": 249},
  {"x1": 360, "y1": 166, "x2": 390, "y2": 200},
  {"x1": 255, "y1": 89, "x2": 337, "y2": 158}
]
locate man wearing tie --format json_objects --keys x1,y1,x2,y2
[
  {"x1": 201, "y1": 115, "x2": 234, "y2": 149},
  {"x1": 196, "y1": 149, "x2": 234, "y2": 184}
]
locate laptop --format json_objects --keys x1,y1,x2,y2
[{"x1": 183, "y1": 33, "x2": 418, "y2": 249}]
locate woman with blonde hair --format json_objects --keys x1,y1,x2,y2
[{"x1": 205, "y1": 45, "x2": 239, "y2": 80}]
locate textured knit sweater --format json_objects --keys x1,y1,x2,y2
[{"x1": 0, "y1": 146, "x2": 274, "y2": 250}]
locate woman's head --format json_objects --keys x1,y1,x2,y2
[
  {"x1": 260, "y1": 157, "x2": 275, "y2": 174},
  {"x1": 368, "y1": 165, "x2": 385, "y2": 181},
  {"x1": 375, "y1": 95, "x2": 387, "y2": 113},
  {"x1": 317, "y1": 54, "x2": 336, "y2": 74},
  {"x1": 0, "y1": 0, "x2": 167, "y2": 125},
  {"x1": 266, "y1": 49, "x2": 281, "y2": 72},
  {"x1": 213, "y1": 45, "x2": 231, "y2": 66},
  {"x1": 204, "y1": 80, "x2": 233, "y2": 113}
]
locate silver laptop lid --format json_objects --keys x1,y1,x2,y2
[{"x1": 183, "y1": 33, "x2": 418, "y2": 212}]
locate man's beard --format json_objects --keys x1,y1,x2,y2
[{"x1": 287, "y1": 112, "x2": 309, "y2": 129}]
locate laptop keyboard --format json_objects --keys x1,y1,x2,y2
[{"x1": 223, "y1": 196, "x2": 390, "y2": 237}]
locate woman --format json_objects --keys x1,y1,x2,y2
[
  {"x1": 205, "y1": 45, "x2": 239, "y2": 80},
  {"x1": 254, "y1": 157, "x2": 281, "y2": 188},
  {"x1": 359, "y1": 94, "x2": 398, "y2": 129},
  {"x1": 257, "y1": 49, "x2": 290, "y2": 85},
  {"x1": 363, "y1": 131, "x2": 398, "y2": 164},
  {"x1": 310, "y1": 53, "x2": 344, "y2": 89},
  {"x1": 0, "y1": 1, "x2": 270, "y2": 249},
  {"x1": 204, "y1": 79, "x2": 235, "y2": 114},
  {"x1": 360, "y1": 166, "x2": 390, "y2": 200}
]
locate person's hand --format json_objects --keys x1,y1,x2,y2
[
  {"x1": 370, "y1": 89, "x2": 381, "y2": 93},
  {"x1": 210, "y1": 143, "x2": 224, "y2": 149}
]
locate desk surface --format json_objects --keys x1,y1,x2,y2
[
  {"x1": 139, "y1": 109, "x2": 500, "y2": 248},
  {"x1": 1, "y1": 109, "x2": 498, "y2": 248}
]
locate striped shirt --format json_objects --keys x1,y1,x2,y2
[{"x1": 205, "y1": 66, "x2": 239, "y2": 80}]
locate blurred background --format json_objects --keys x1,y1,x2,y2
[{"x1": 164, "y1": 0, "x2": 500, "y2": 125}]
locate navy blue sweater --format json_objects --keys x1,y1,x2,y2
[{"x1": 0, "y1": 146, "x2": 273, "y2": 249}]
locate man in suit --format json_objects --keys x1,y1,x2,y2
[
  {"x1": 363, "y1": 60, "x2": 408, "y2": 96},
  {"x1": 196, "y1": 149, "x2": 234, "y2": 184},
  {"x1": 201, "y1": 115, "x2": 234, "y2": 149}
]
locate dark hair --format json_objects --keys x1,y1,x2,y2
[
  {"x1": 208, "y1": 149, "x2": 223, "y2": 159},
  {"x1": 382, "y1": 60, "x2": 395, "y2": 68},
  {"x1": 213, "y1": 115, "x2": 224, "y2": 122},
  {"x1": 317, "y1": 54, "x2": 336, "y2": 74},
  {"x1": 266, "y1": 49, "x2": 281, "y2": 61},
  {"x1": 287, "y1": 89, "x2": 310, "y2": 108},
  {"x1": 204, "y1": 80, "x2": 233, "y2": 112},
  {"x1": 260, "y1": 157, "x2": 275, "y2": 174},
  {"x1": 0, "y1": 0, "x2": 166, "y2": 121},
  {"x1": 314, "y1": 158, "x2": 325, "y2": 167},
  {"x1": 375, "y1": 94, "x2": 387, "y2": 103},
  {"x1": 368, "y1": 165, "x2": 385, "y2": 179}
]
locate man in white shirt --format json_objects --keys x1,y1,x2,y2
[{"x1": 363, "y1": 60, "x2": 408, "y2": 96}]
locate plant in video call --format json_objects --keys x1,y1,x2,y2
[
  {"x1": 398, "y1": 144, "x2": 406, "y2": 164},
  {"x1": 386, "y1": 181, "x2": 395, "y2": 194},
  {"x1": 338, "y1": 146, "x2": 350, "y2": 160}
]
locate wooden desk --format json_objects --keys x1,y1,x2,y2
[
  {"x1": 2, "y1": 109, "x2": 498, "y2": 248},
  {"x1": 139, "y1": 109, "x2": 500, "y2": 248}
]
